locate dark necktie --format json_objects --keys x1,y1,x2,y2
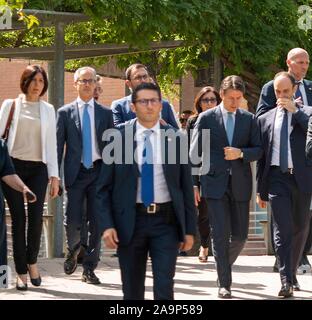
[
  {"x1": 141, "y1": 130, "x2": 154, "y2": 207},
  {"x1": 295, "y1": 82, "x2": 303, "y2": 101},
  {"x1": 279, "y1": 109, "x2": 288, "y2": 173}
]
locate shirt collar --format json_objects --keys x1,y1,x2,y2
[
  {"x1": 220, "y1": 102, "x2": 237, "y2": 115},
  {"x1": 136, "y1": 120, "x2": 160, "y2": 137},
  {"x1": 77, "y1": 97, "x2": 94, "y2": 109}
]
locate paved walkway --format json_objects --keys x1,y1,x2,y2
[{"x1": 0, "y1": 254, "x2": 311, "y2": 300}]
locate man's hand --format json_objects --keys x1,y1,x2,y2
[
  {"x1": 102, "y1": 228, "x2": 119, "y2": 249},
  {"x1": 256, "y1": 194, "x2": 267, "y2": 209},
  {"x1": 294, "y1": 97, "x2": 303, "y2": 106},
  {"x1": 194, "y1": 186, "x2": 201, "y2": 207},
  {"x1": 224, "y1": 147, "x2": 241, "y2": 160},
  {"x1": 22, "y1": 186, "x2": 37, "y2": 203},
  {"x1": 277, "y1": 98, "x2": 297, "y2": 113},
  {"x1": 179, "y1": 235, "x2": 194, "y2": 252}
]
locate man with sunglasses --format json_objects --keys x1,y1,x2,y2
[
  {"x1": 111, "y1": 63, "x2": 179, "y2": 129},
  {"x1": 56, "y1": 67, "x2": 114, "y2": 284}
]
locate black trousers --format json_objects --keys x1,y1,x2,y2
[
  {"x1": 197, "y1": 197, "x2": 211, "y2": 248},
  {"x1": 207, "y1": 178, "x2": 249, "y2": 288},
  {"x1": 268, "y1": 167, "x2": 311, "y2": 285},
  {"x1": 2, "y1": 158, "x2": 48, "y2": 275}
]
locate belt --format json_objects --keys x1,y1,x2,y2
[
  {"x1": 270, "y1": 166, "x2": 294, "y2": 175},
  {"x1": 81, "y1": 159, "x2": 102, "y2": 169},
  {"x1": 136, "y1": 202, "x2": 174, "y2": 214}
]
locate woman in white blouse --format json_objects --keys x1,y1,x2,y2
[{"x1": 0, "y1": 65, "x2": 59, "y2": 290}]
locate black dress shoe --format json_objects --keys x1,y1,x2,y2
[
  {"x1": 293, "y1": 276, "x2": 300, "y2": 291},
  {"x1": 82, "y1": 269, "x2": 101, "y2": 285},
  {"x1": 278, "y1": 284, "x2": 293, "y2": 298},
  {"x1": 16, "y1": 276, "x2": 28, "y2": 291},
  {"x1": 218, "y1": 287, "x2": 232, "y2": 298},
  {"x1": 64, "y1": 251, "x2": 78, "y2": 275},
  {"x1": 30, "y1": 276, "x2": 41, "y2": 287}
]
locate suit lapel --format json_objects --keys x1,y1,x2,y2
[
  {"x1": 267, "y1": 108, "x2": 277, "y2": 163},
  {"x1": 303, "y1": 80, "x2": 312, "y2": 106},
  {"x1": 131, "y1": 120, "x2": 140, "y2": 178},
  {"x1": 72, "y1": 102, "x2": 82, "y2": 138},
  {"x1": 231, "y1": 109, "x2": 242, "y2": 147},
  {"x1": 215, "y1": 106, "x2": 229, "y2": 145},
  {"x1": 160, "y1": 123, "x2": 170, "y2": 180},
  {"x1": 94, "y1": 102, "x2": 101, "y2": 140}
]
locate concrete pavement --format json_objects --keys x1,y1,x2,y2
[{"x1": 0, "y1": 253, "x2": 311, "y2": 300}]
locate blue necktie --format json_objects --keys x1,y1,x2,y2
[
  {"x1": 225, "y1": 112, "x2": 235, "y2": 146},
  {"x1": 280, "y1": 109, "x2": 288, "y2": 173},
  {"x1": 82, "y1": 104, "x2": 92, "y2": 169},
  {"x1": 141, "y1": 130, "x2": 154, "y2": 207}
]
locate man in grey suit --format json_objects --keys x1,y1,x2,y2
[
  {"x1": 57, "y1": 67, "x2": 114, "y2": 284},
  {"x1": 190, "y1": 75, "x2": 262, "y2": 298},
  {"x1": 97, "y1": 82, "x2": 196, "y2": 300},
  {"x1": 257, "y1": 72, "x2": 312, "y2": 298}
]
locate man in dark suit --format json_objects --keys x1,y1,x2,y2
[
  {"x1": 57, "y1": 66, "x2": 114, "y2": 284},
  {"x1": 111, "y1": 63, "x2": 179, "y2": 129},
  {"x1": 256, "y1": 48, "x2": 312, "y2": 274},
  {"x1": 190, "y1": 75, "x2": 262, "y2": 298},
  {"x1": 257, "y1": 71, "x2": 312, "y2": 298},
  {"x1": 97, "y1": 82, "x2": 196, "y2": 300}
]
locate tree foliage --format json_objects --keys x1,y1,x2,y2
[{"x1": 1, "y1": 0, "x2": 312, "y2": 109}]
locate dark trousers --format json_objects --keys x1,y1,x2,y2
[
  {"x1": 2, "y1": 158, "x2": 48, "y2": 275},
  {"x1": 207, "y1": 179, "x2": 249, "y2": 288},
  {"x1": 64, "y1": 161, "x2": 102, "y2": 271},
  {"x1": 268, "y1": 167, "x2": 312, "y2": 285},
  {"x1": 118, "y1": 214, "x2": 179, "y2": 300},
  {"x1": 197, "y1": 197, "x2": 211, "y2": 248},
  {"x1": 302, "y1": 214, "x2": 312, "y2": 256},
  {"x1": 0, "y1": 203, "x2": 7, "y2": 267}
]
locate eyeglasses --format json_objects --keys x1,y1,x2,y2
[
  {"x1": 132, "y1": 74, "x2": 149, "y2": 81},
  {"x1": 201, "y1": 97, "x2": 217, "y2": 104},
  {"x1": 135, "y1": 98, "x2": 160, "y2": 106},
  {"x1": 179, "y1": 118, "x2": 187, "y2": 123},
  {"x1": 77, "y1": 79, "x2": 96, "y2": 85}
]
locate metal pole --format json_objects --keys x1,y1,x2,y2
[{"x1": 47, "y1": 22, "x2": 65, "y2": 258}]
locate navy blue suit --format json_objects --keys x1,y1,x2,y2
[
  {"x1": 190, "y1": 105, "x2": 262, "y2": 288},
  {"x1": 96, "y1": 120, "x2": 196, "y2": 299},
  {"x1": 111, "y1": 95, "x2": 179, "y2": 129},
  {"x1": 257, "y1": 106, "x2": 312, "y2": 285},
  {"x1": 256, "y1": 79, "x2": 312, "y2": 118},
  {"x1": 57, "y1": 100, "x2": 114, "y2": 271}
]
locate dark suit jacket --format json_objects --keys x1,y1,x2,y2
[
  {"x1": 190, "y1": 105, "x2": 262, "y2": 201},
  {"x1": 256, "y1": 79, "x2": 312, "y2": 118},
  {"x1": 111, "y1": 95, "x2": 179, "y2": 128},
  {"x1": 257, "y1": 106, "x2": 312, "y2": 201},
  {"x1": 56, "y1": 100, "x2": 114, "y2": 187},
  {"x1": 95, "y1": 119, "x2": 197, "y2": 246}
]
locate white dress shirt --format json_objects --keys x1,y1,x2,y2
[
  {"x1": 135, "y1": 121, "x2": 171, "y2": 204},
  {"x1": 271, "y1": 107, "x2": 294, "y2": 168},
  {"x1": 77, "y1": 97, "x2": 101, "y2": 163},
  {"x1": 220, "y1": 102, "x2": 237, "y2": 130}
]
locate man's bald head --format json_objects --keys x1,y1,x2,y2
[{"x1": 286, "y1": 48, "x2": 310, "y2": 81}]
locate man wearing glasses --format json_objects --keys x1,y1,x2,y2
[
  {"x1": 98, "y1": 82, "x2": 196, "y2": 299},
  {"x1": 56, "y1": 67, "x2": 114, "y2": 284},
  {"x1": 111, "y1": 63, "x2": 179, "y2": 129}
]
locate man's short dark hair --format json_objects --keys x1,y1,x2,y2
[
  {"x1": 125, "y1": 63, "x2": 148, "y2": 80},
  {"x1": 220, "y1": 75, "x2": 245, "y2": 94},
  {"x1": 274, "y1": 71, "x2": 297, "y2": 87},
  {"x1": 132, "y1": 82, "x2": 162, "y2": 103}
]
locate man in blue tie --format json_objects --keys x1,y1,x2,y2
[
  {"x1": 257, "y1": 72, "x2": 312, "y2": 297},
  {"x1": 57, "y1": 67, "x2": 114, "y2": 284},
  {"x1": 190, "y1": 75, "x2": 262, "y2": 298},
  {"x1": 97, "y1": 82, "x2": 196, "y2": 300}
]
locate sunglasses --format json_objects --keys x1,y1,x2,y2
[
  {"x1": 179, "y1": 118, "x2": 187, "y2": 123},
  {"x1": 201, "y1": 98, "x2": 217, "y2": 104}
]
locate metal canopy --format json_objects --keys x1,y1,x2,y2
[{"x1": 0, "y1": 40, "x2": 183, "y2": 60}]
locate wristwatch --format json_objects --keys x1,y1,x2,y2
[{"x1": 240, "y1": 150, "x2": 244, "y2": 159}]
